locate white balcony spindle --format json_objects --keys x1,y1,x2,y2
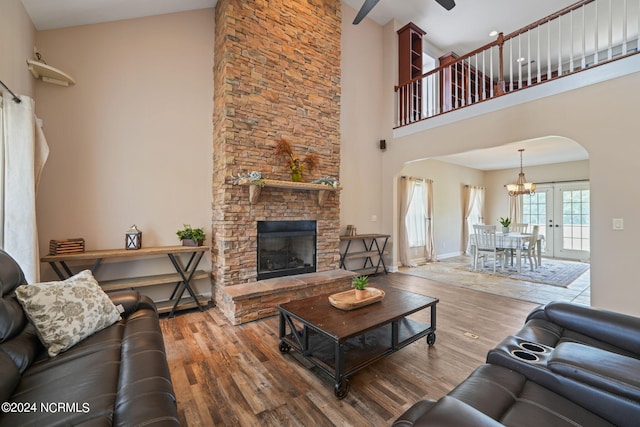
[
  {"x1": 623, "y1": 0, "x2": 628, "y2": 55},
  {"x1": 581, "y1": 6, "x2": 586, "y2": 68},
  {"x1": 558, "y1": 16, "x2": 563, "y2": 75},
  {"x1": 608, "y1": 0, "x2": 613, "y2": 60},
  {"x1": 547, "y1": 22, "x2": 552, "y2": 79},
  {"x1": 593, "y1": 3, "x2": 600, "y2": 65},
  {"x1": 570, "y1": 10, "x2": 575, "y2": 72}
]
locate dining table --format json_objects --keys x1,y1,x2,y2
[{"x1": 471, "y1": 232, "x2": 543, "y2": 273}]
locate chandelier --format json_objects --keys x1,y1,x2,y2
[{"x1": 506, "y1": 149, "x2": 536, "y2": 196}]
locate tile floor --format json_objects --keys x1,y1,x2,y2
[{"x1": 399, "y1": 255, "x2": 590, "y2": 306}]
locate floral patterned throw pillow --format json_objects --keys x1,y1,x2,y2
[{"x1": 15, "y1": 270, "x2": 121, "y2": 357}]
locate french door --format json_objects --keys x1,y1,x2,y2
[{"x1": 522, "y1": 182, "x2": 590, "y2": 261}]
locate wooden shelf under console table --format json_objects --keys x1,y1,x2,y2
[
  {"x1": 41, "y1": 245, "x2": 210, "y2": 317},
  {"x1": 339, "y1": 234, "x2": 389, "y2": 275},
  {"x1": 237, "y1": 179, "x2": 341, "y2": 206}
]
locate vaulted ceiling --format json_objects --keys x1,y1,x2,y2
[{"x1": 20, "y1": 0, "x2": 589, "y2": 169}]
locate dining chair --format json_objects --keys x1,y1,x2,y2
[
  {"x1": 518, "y1": 225, "x2": 540, "y2": 270},
  {"x1": 473, "y1": 225, "x2": 507, "y2": 273},
  {"x1": 511, "y1": 223, "x2": 528, "y2": 233},
  {"x1": 505, "y1": 223, "x2": 528, "y2": 265}
]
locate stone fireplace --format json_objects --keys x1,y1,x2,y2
[{"x1": 212, "y1": 0, "x2": 349, "y2": 324}]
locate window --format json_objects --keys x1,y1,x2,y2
[
  {"x1": 523, "y1": 191, "x2": 547, "y2": 238},
  {"x1": 406, "y1": 181, "x2": 426, "y2": 247},
  {"x1": 563, "y1": 189, "x2": 590, "y2": 251}
]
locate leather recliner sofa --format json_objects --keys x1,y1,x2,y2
[
  {"x1": 0, "y1": 250, "x2": 179, "y2": 426},
  {"x1": 393, "y1": 302, "x2": 640, "y2": 427}
]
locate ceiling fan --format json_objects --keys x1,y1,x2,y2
[{"x1": 353, "y1": 0, "x2": 456, "y2": 25}]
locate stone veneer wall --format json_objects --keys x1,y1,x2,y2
[{"x1": 212, "y1": 0, "x2": 342, "y2": 295}]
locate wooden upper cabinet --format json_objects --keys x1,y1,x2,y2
[{"x1": 397, "y1": 22, "x2": 426, "y2": 85}]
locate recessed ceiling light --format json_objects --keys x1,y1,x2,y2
[
  {"x1": 516, "y1": 57, "x2": 526, "y2": 63},
  {"x1": 489, "y1": 30, "x2": 498, "y2": 37}
]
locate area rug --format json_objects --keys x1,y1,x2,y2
[{"x1": 462, "y1": 258, "x2": 590, "y2": 287}]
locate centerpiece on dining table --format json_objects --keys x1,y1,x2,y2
[{"x1": 498, "y1": 216, "x2": 511, "y2": 234}]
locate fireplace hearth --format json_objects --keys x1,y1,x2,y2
[{"x1": 257, "y1": 220, "x2": 317, "y2": 280}]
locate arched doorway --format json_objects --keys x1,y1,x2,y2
[{"x1": 394, "y1": 136, "x2": 589, "y2": 267}]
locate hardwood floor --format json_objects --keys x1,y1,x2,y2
[{"x1": 159, "y1": 273, "x2": 539, "y2": 426}]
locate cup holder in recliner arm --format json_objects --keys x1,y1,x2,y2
[
  {"x1": 510, "y1": 349, "x2": 540, "y2": 362},
  {"x1": 519, "y1": 342, "x2": 547, "y2": 354}
]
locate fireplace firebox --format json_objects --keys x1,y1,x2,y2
[{"x1": 257, "y1": 220, "x2": 317, "y2": 280}]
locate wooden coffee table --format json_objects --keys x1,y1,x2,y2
[{"x1": 277, "y1": 286, "x2": 438, "y2": 399}]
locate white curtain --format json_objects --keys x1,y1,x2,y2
[
  {"x1": 1, "y1": 92, "x2": 49, "y2": 283},
  {"x1": 509, "y1": 195, "x2": 523, "y2": 224},
  {"x1": 463, "y1": 185, "x2": 485, "y2": 254},
  {"x1": 399, "y1": 177, "x2": 417, "y2": 267},
  {"x1": 400, "y1": 177, "x2": 437, "y2": 266},
  {"x1": 424, "y1": 179, "x2": 436, "y2": 262}
]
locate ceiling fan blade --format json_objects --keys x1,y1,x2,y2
[
  {"x1": 353, "y1": 0, "x2": 381, "y2": 25},
  {"x1": 435, "y1": 0, "x2": 456, "y2": 11}
]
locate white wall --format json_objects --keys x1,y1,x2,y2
[
  {"x1": 339, "y1": 4, "x2": 387, "y2": 236},
  {"x1": 0, "y1": 0, "x2": 36, "y2": 97},
  {"x1": 33, "y1": 10, "x2": 215, "y2": 299},
  {"x1": 371, "y1": 53, "x2": 640, "y2": 316}
]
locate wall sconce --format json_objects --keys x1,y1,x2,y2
[{"x1": 125, "y1": 224, "x2": 142, "y2": 250}]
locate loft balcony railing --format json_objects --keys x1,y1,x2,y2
[{"x1": 395, "y1": 0, "x2": 640, "y2": 128}]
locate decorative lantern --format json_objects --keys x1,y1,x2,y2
[{"x1": 125, "y1": 225, "x2": 142, "y2": 250}]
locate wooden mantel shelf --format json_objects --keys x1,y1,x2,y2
[{"x1": 237, "y1": 179, "x2": 341, "y2": 206}]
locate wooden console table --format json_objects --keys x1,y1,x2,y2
[
  {"x1": 339, "y1": 234, "x2": 389, "y2": 275},
  {"x1": 41, "y1": 245, "x2": 210, "y2": 317}
]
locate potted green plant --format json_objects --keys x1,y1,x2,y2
[
  {"x1": 352, "y1": 275, "x2": 369, "y2": 300},
  {"x1": 176, "y1": 224, "x2": 206, "y2": 246},
  {"x1": 498, "y1": 217, "x2": 512, "y2": 234}
]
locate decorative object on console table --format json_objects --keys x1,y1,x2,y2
[
  {"x1": 49, "y1": 238, "x2": 85, "y2": 255},
  {"x1": 498, "y1": 217, "x2": 511, "y2": 234},
  {"x1": 125, "y1": 225, "x2": 142, "y2": 250},
  {"x1": 274, "y1": 138, "x2": 318, "y2": 182},
  {"x1": 344, "y1": 225, "x2": 357, "y2": 236},
  {"x1": 176, "y1": 224, "x2": 206, "y2": 246}
]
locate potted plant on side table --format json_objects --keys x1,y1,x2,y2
[
  {"x1": 176, "y1": 224, "x2": 206, "y2": 246},
  {"x1": 352, "y1": 275, "x2": 369, "y2": 300}
]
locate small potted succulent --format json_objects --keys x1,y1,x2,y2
[
  {"x1": 498, "y1": 217, "x2": 512, "y2": 234},
  {"x1": 352, "y1": 275, "x2": 369, "y2": 300},
  {"x1": 176, "y1": 224, "x2": 206, "y2": 246}
]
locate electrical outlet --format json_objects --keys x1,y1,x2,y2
[
  {"x1": 613, "y1": 218, "x2": 624, "y2": 230},
  {"x1": 371, "y1": 215, "x2": 377, "y2": 222}
]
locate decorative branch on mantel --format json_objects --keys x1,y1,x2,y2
[{"x1": 235, "y1": 178, "x2": 342, "y2": 206}]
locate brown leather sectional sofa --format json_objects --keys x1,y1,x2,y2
[
  {"x1": 393, "y1": 302, "x2": 640, "y2": 426},
  {"x1": 0, "y1": 250, "x2": 179, "y2": 426}
]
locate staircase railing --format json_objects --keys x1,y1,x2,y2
[{"x1": 395, "y1": 0, "x2": 640, "y2": 128}]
